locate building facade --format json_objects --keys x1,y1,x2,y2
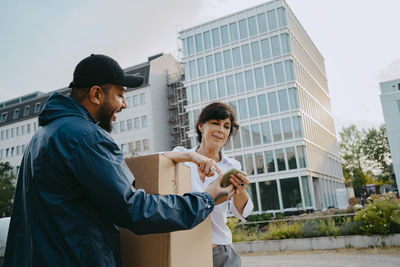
[
  {"x1": 0, "y1": 53, "x2": 182, "y2": 174},
  {"x1": 380, "y1": 78, "x2": 400, "y2": 190},
  {"x1": 179, "y1": 0, "x2": 344, "y2": 213}
]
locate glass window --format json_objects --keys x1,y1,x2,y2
[
  {"x1": 184, "y1": 63, "x2": 190, "y2": 81},
  {"x1": 268, "y1": 91, "x2": 278, "y2": 114},
  {"x1": 267, "y1": 9, "x2": 278, "y2": 31},
  {"x1": 126, "y1": 97, "x2": 132, "y2": 108},
  {"x1": 248, "y1": 16, "x2": 257, "y2": 36},
  {"x1": 206, "y1": 55, "x2": 214, "y2": 74},
  {"x1": 193, "y1": 109, "x2": 201, "y2": 125},
  {"x1": 261, "y1": 121, "x2": 272, "y2": 144},
  {"x1": 21, "y1": 125, "x2": 25, "y2": 135},
  {"x1": 292, "y1": 116, "x2": 303, "y2": 138},
  {"x1": 278, "y1": 89, "x2": 289, "y2": 111},
  {"x1": 244, "y1": 153, "x2": 255, "y2": 175},
  {"x1": 271, "y1": 119, "x2": 282, "y2": 142},
  {"x1": 251, "y1": 41, "x2": 261, "y2": 62},
  {"x1": 259, "y1": 180, "x2": 280, "y2": 210},
  {"x1": 191, "y1": 84, "x2": 199, "y2": 103},
  {"x1": 234, "y1": 155, "x2": 243, "y2": 168},
  {"x1": 260, "y1": 38, "x2": 271, "y2": 59},
  {"x1": 203, "y1": 31, "x2": 211, "y2": 50},
  {"x1": 223, "y1": 50, "x2": 232, "y2": 70},
  {"x1": 257, "y1": 13, "x2": 268, "y2": 33},
  {"x1": 244, "y1": 70, "x2": 255, "y2": 91},
  {"x1": 238, "y1": 99, "x2": 248, "y2": 120},
  {"x1": 271, "y1": 35, "x2": 281, "y2": 57},
  {"x1": 251, "y1": 124, "x2": 261, "y2": 146},
  {"x1": 212, "y1": 28, "x2": 221, "y2": 47},
  {"x1": 16, "y1": 127, "x2": 20, "y2": 136},
  {"x1": 135, "y1": 140, "x2": 142, "y2": 152},
  {"x1": 254, "y1": 152, "x2": 264, "y2": 174},
  {"x1": 217, "y1": 77, "x2": 226, "y2": 98},
  {"x1": 286, "y1": 147, "x2": 297, "y2": 169},
  {"x1": 11, "y1": 128, "x2": 15, "y2": 137},
  {"x1": 276, "y1": 148, "x2": 286, "y2": 171},
  {"x1": 214, "y1": 52, "x2": 223, "y2": 72},
  {"x1": 200, "y1": 82, "x2": 208, "y2": 101},
  {"x1": 229, "y1": 22, "x2": 239, "y2": 42},
  {"x1": 197, "y1": 57, "x2": 205, "y2": 77},
  {"x1": 24, "y1": 106, "x2": 30, "y2": 116},
  {"x1": 397, "y1": 100, "x2": 400, "y2": 113},
  {"x1": 143, "y1": 139, "x2": 149, "y2": 151},
  {"x1": 281, "y1": 33, "x2": 291, "y2": 54},
  {"x1": 254, "y1": 67, "x2": 264, "y2": 89},
  {"x1": 186, "y1": 85, "x2": 192, "y2": 104},
  {"x1": 235, "y1": 72, "x2": 245, "y2": 93},
  {"x1": 274, "y1": 62, "x2": 285, "y2": 83},
  {"x1": 140, "y1": 93, "x2": 146, "y2": 105},
  {"x1": 288, "y1": 87, "x2": 299, "y2": 109},
  {"x1": 277, "y1": 7, "x2": 288, "y2": 27},
  {"x1": 34, "y1": 103, "x2": 41, "y2": 113},
  {"x1": 297, "y1": 145, "x2": 307, "y2": 168},
  {"x1": 120, "y1": 121, "x2": 126, "y2": 132},
  {"x1": 226, "y1": 75, "x2": 235, "y2": 96},
  {"x1": 208, "y1": 80, "x2": 217, "y2": 100},
  {"x1": 113, "y1": 122, "x2": 118, "y2": 133},
  {"x1": 238, "y1": 19, "x2": 248, "y2": 39},
  {"x1": 241, "y1": 44, "x2": 251, "y2": 65},
  {"x1": 282, "y1": 117, "x2": 293, "y2": 140},
  {"x1": 264, "y1": 64, "x2": 275, "y2": 86},
  {"x1": 225, "y1": 136, "x2": 232, "y2": 151},
  {"x1": 301, "y1": 176, "x2": 312, "y2": 207},
  {"x1": 285, "y1": 60, "x2": 295, "y2": 81},
  {"x1": 264, "y1": 150, "x2": 275, "y2": 172},
  {"x1": 248, "y1": 96, "x2": 258, "y2": 118},
  {"x1": 232, "y1": 47, "x2": 242, "y2": 67},
  {"x1": 257, "y1": 94, "x2": 268, "y2": 116},
  {"x1": 189, "y1": 60, "x2": 197, "y2": 79},
  {"x1": 187, "y1": 36, "x2": 194, "y2": 55},
  {"x1": 280, "y1": 178, "x2": 302, "y2": 209},
  {"x1": 221, "y1": 25, "x2": 229, "y2": 44},
  {"x1": 13, "y1": 109, "x2": 20, "y2": 119},
  {"x1": 182, "y1": 38, "x2": 187, "y2": 57},
  {"x1": 233, "y1": 130, "x2": 241, "y2": 149},
  {"x1": 247, "y1": 183, "x2": 259, "y2": 212},
  {"x1": 127, "y1": 119, "x2": 133, "y2": 131},
  {"x1": 134, "y1": 118, "x2": 140, "y2": 129},
  {"x1": 195, "y1": 33, "x2": 203, "y2": 53},
  {"x1": 229, "y1": 101, "x2": 237, "y2": 117}
]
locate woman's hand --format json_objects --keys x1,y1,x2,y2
[
  {"x1": 229, "y1": 172, "x2": 250, "y2": 193},
  {"x1": 191, "y1": 152, "x2": 222, "y2": 181}
]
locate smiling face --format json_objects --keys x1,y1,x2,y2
[
  {"x1": 198, "y1": 117, "x2": 232, "y2": 149},
  {"x1": 96, "y1": 84, "x2": 126, "y2": 132}
]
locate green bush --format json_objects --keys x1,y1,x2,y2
[
  {"x1": 302, "y1": 218, "x2": 340, "y2": 238},
  {"x1": 265, "y1": 221, "x2": 303, "y2": 240},
  {"x1": 354, "y1": 192, "x2": 400, "y2": 235}
]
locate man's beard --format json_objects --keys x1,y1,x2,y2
[{"x1": 97, "y1": 98, "x2": 114, "y2": 133}]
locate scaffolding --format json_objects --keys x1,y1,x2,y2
[{"x1": 167, "y1": 71, "x2": 191, "y2": 149}]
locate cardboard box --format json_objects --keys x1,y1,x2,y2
[{"x1": 121, "y1": 154, "x2": 212, "y2": 267}]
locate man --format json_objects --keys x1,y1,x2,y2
[{"x1": 4, "y1": 54, "x2": 234, "y2": 266}]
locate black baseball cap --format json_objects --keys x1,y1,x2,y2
[{"x1": 69, "y1": 54, "x2": 144, "y2": 88}]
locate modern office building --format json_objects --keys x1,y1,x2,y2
[
  {"x1": 380, "y1": 78, "x2": 400, "y2": 190},
  {"x1": 178, "y1": 0, "x2": 344, "y2": 213},
  {"x1": 0, "y1": 53, "x2": 183, "y2": 174}
]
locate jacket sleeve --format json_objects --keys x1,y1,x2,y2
[{"x1": 66, "y1": 131, "x2": 214, "y2": 235}]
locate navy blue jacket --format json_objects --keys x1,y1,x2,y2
[{"x1": 3, "y1": 93, "x2": 214, "y2": 266}]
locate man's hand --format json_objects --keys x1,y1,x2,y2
[{"x1": 205, "y1": 175, "x2": 235, "y2": 205}]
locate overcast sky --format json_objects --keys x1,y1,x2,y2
[{"x1": 1, "y1": 0, "x2": 399, "y2": 132}]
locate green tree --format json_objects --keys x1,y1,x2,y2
[{"x1": 0, "y1": 162, "x2": 16, "y2": 217}]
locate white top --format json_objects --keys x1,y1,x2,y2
[{"x1": 172, "y1": 146, "x2": 254, "y2": 245}]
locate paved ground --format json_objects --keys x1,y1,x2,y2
[{"x1": 240, "y1": 247, "x2": 400, "y2": 267}]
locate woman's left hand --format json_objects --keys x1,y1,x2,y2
[{"x1": 229, "y1": 172, "x2": 250, "y2": 193}]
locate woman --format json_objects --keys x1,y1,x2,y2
[{"x1": 164, "y1": 102, "x2": 253, "y2": 267}]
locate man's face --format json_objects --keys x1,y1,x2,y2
[{"x1": 97, "y1": 84, "x2": 126, "y2": 132}]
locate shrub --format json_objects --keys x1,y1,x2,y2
[
  {"x1": 302, "y1": 218, "x2": 340, "y2": 238},
  {"x1": 264, "y1": 221, "x2": 303, "y2": 240},
  {"x1": 354, "y1": 192, "x2": 400, "y2": 235}
]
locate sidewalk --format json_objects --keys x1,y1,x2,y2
[{"x1": 240, "y1": 247, "x2": 400, "y2": 267}]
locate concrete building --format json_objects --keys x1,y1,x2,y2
[
  {"x1": 380, "y1": 78, "x2": 400, "y2": 190},
  {"x1": 0, "y1": 53, "x2": 183, "y2": 174},
  {"x1": 178, "y1": 0, "x2": 344, "y2": 213}
]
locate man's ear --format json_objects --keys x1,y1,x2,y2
[{"x1": 88, "y1": 86, "x2": 104, "y2": 105}]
